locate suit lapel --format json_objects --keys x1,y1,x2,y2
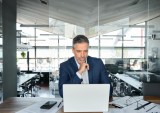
[
  {"x1": 70, "y1": 57, "x2": 78, "y2": 72},
  {"x1": 87, "y1": 57, "x2": 93, "y2": 84}
]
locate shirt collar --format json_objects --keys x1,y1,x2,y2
[{"x1": 74, "y1": 57, "x2": 87, "y2": 69}]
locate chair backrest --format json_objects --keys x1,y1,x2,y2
[{"x1": 142, "y1": 83, "x2": 160, "y2": 96}]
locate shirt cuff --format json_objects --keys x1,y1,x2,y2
[{"x1": 76, "y1": 72, "x2": 82, "y2": 79}]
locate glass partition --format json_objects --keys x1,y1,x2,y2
[
  {"x1": 49, "y1": 0, "x2": 99, "y2": 97},
  {"x1": 16, "y1": 0, "x2": 160, "y2": 98},
  {"x1": 146, "y1": 13, "x2": 160, "y2": 80}
]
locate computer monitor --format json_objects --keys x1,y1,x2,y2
[{"x1": 129, "y1": 59, "x2": 146, "y2": 71}]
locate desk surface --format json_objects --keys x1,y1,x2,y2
[
  {"x1": 0, "y1": 97, "x2": 159, "y2": 113},
  {"x1": 0, "y1": 97, "x2": 101, "y2": 113}
]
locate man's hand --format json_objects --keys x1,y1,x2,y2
[{"x1": 78, "y1": 62, "x2": 89, "y2": 75}]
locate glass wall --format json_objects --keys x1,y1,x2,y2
[
  {"x1": 16, "y1": 0, "x2": 150, "y2": 72},
  {"x1": 16, "y1": 0, "x2": 160, "y2": 97}
]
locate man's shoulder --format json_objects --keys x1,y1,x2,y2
[
  {"x1": 60, "y1": 57, "x2": 74, "y2": 65},
  {"x1": 88, "y1": 56, "x2": 101, "y2": 61},
  {"x1": 88, "y1": 56, "x2": 102, "y2": 63}
]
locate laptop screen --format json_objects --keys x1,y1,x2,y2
[{"x1": 63, "y1": 84, "x2": 110, "y2": 112}]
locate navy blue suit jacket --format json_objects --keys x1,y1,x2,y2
[{"x1": 58, "y1": 56, "x2": 112, "y2": 97}]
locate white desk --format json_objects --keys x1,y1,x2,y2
[
  {"x1": 17, "y1": 73, "x2": 37, "y2": 86},
  {"x1": 114, "y1": 73, "x2": 142, "y2": 90}
]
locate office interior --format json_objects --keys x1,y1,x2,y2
[{"x1": 0, "y1": 0, "x2": 160, "y2": 103}]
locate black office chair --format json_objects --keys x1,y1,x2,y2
[
  {"x1": 34, "y1": 74, "x2": 41, "y2": 90},
  {"x1": 115, "y1": 60, "x2": 124, "y2": 74},
  {"x1": 19, "y1": 80, "x2": 35, "y2": 97},
  {"x1": 105, "y1": 64, "x2": 118, "y2": 74}
]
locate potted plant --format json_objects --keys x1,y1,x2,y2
[{"x1": 21, "y1": 51, "x2": 26, "y2": 58}]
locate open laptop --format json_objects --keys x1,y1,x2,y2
[{"x1": 63, "y1": 84, "x2": 110, "y2": 112}]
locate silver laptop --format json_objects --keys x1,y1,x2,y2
[{"x1": 63, "y1": 84, "x2": 110, "y2": 112}]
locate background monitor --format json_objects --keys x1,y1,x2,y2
[{"x1": 129, "y1": 59, "x2": 146, "y2": 71}]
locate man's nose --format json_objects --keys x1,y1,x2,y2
[{"x1": 81, "y1": 52, "x2": 85, "y2": 57}]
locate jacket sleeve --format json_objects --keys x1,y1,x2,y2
[
  {"x1": 58, "y1": 63, "x2": 83, "y2": 97},
  {"x1": 99, "y1": 59, "x2": 113, "y2": 97}
]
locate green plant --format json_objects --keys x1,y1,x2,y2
[{"x1": 21, "y1": 51, "x2": 26, "y2": 58}]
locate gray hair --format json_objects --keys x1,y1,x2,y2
[{"x1": 72, "y1": 35, "x2": 89, "y2": 47}]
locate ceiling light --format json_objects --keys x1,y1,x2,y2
[
  {"x1": 103, "y1": 35, "x2": 126, "y2": 37},
  {"x1": 152, "y1": 30, "x2": 160, "y2": 33},
  {"x1": 20, "y1": 24, "x2": 49, "y2": 27},
  {"x1": 119, "y1": 25, "x2": 154, "y2": 28},
  {"x1": 131, "y1": 36, "x2": 151, "y2": 38},
  {"x1": 118, "y1": 39, "x2": 133, "y2": 41},
  {"x1": 40, "y1": 0, "x2": 48, "y2": 5}
]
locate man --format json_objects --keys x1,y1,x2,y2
[{"x1": 58, "y1": 35, "x2": 112, "y2": 98}]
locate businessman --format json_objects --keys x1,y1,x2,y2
[{"x1": 58, "y1": 35, "x2": 112, "y2": 98}]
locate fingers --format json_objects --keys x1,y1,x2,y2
[
  {"x1": 81, "y1": 63, "x2": 89, "y2": 70},
  {"x1": 85, "y1": 63, "x2": 89, "y2": 70},
  {"x1": 78, "y1": 63, "x2": 89, "y2": 74}
]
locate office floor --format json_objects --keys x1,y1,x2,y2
[{"x1": 36, "y1": 83, "x2": 60, "y2": 98}]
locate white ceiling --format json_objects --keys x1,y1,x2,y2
[{"x1": 16, "y1": 0, "x2": 160, "y2": 35}]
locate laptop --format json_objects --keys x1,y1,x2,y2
[{"x1": 63, "y1": 84, "x2": 110, "y2": 112}]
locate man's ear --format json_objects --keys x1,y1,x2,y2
[{"x1": 72, "y1": 47, "x2": 74, "y2": 53}]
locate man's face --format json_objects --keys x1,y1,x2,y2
[{"x1": 72, "y1": 42, "x2": 89, "y2": 64}]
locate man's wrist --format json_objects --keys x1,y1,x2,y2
[
  {"x1": 76, "y1": 72, "x2": 82, "y2": 79},
  {"x1": 77, "y1": 70, "x2": 83, "y2": 75}
]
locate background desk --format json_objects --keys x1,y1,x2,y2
[
  {"x1": 114, "y1": 73, "x2": 142, "y2": 90},
  {"x1": 17, "y1": 73, "x2": 37, "y2": 86}
]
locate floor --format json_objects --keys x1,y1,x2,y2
[{"x1": 35, "y1": 82, "x2": 60, "y2": 98}]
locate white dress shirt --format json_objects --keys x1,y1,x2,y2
[{"x1": 75, "y1": 58, "x2": 89, "y2": 84}]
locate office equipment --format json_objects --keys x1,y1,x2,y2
[
  {"x1": 105, "y1": 64, "x2": 118, "y2": 74},
  {"x1": 63, "y1": 84, "x2": 110, "y2": 112},
  {"x1": 40, "y1": 101, "x2": 57, "y2": 109},
  {"x1": 14, "y1": 98, "x2": 62, "y2": 113},
  {"x1": 134, "y1": 102, "x2": 151, "y2": 110},
  {"x1": 57, "y1": 100, "x2": 62, "y2": 108},
  {"x1": 115, "y1": 59, "x2": 124, "y2": 74},
  {"x1": 111, "y1": 96, "x2": 143, "y2": 108},
  {"x1": 129, "y1": 59, "x2": 146, "y2": 71},
  {"x1": 122, "y1": 99, "x2": 160, "y2": 113}
]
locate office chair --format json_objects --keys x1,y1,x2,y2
[
  {"x1": 19, "y1": 80, "x2": 35, "y2": 97},
  {"x1": 105, "y1": 64, "x2": 118, "y2": 74},
  {"x1": 33, "y1": 74, "x2": 41, "y2": 91},
  {"x1": 115, "y1": 59, "x2": 124, "y2": 74}
]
